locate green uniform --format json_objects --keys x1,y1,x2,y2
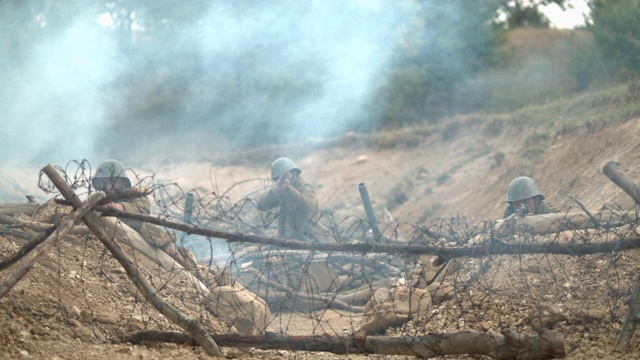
[
  {"x1": 117, "y1": 196, "x2": 175, "y2": 247},
  {"x1": 258, "y1": 175, "x2": 326, "y2": 241},
  {"x1": 503, "y1": 200, "x2": 560, "y2": 219},
  {"x1": 117, "y1": 196, "x2": 150, "y2": 231}
]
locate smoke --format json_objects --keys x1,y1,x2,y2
[
  {"x1": 2, "y1": 8, "x2": 120, "y2": 167},
  {"x1": 101, "y1": 0, "x2": 422, "y2": 159},
  {"x1": 0, "y1": 0, "x2": 459, "y2": 200}
]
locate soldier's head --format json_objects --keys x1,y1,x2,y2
[
  {"x1": 506, "y1": 176, "x2": 544, "y2": 214},
  {"x1": 92, "y1": 159, "x2": 131, "y2": 191},
  {"x1": 270, "y1": 157, "x2": 301, "y2": 183}
]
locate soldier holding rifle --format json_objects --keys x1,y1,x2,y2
[{"x1": 257, "y1": 157, "x2": 329, "y2": 242}]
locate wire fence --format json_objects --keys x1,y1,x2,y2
[{"x1": 2, "y1": 160, "x2": 640, "y2": 358}]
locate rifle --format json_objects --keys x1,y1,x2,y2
[{"x1": 515, "y1": 203, "x2": 528, "y2": 217}]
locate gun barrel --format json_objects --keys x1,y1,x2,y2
[{"x1": 358, "y1": 183, "x2": 384, "y2": 242}]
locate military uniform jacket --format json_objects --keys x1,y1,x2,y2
[
  {"x1": 117, "y1": 196, "x2": 176, "y2": 247},
  {"x1": 503, "y1": 200, "x2": 560, "y2": 219},
  {"x1": 257, "y1": 176, "x2": 324, "y2": 241}
]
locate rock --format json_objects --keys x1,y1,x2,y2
[
  {"x1": 527, "y1": 304, "x2": 567, "y2": 329},
  {"x1": 360, "y1": 286, "x2": 431, "y2": 334},
  {"x1": 30, "y1": 326, "x2": 48, "y2": 336},
  {"x1": 177, "y1": 246, "x2": 198, "y2": 269},
  {"x1": 205, "y1": 283, "x2": 271, "y2": 335},
  {"x1": 95, "y1": 311, "x2": 118, "y2": 325}
]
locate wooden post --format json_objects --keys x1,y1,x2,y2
[
  {"x1": 603, "y1": 161, "x2": 640, "y2": 205},
  {"x1": 604, "y1": 161, "x2": 640, "y2": 352},
  {"x1": 41, "y1": 164, "x2": 224, "y2": 358},
  {"x1": 0, "y1": 192, "x2": 105, "y2": 298},
  {"x1": 615, "y1": 274, "x2": 640, "y2": 352}
]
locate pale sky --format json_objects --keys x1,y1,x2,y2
[{"x1": 541, "y1": 0, "x2": 590, "y2": 29}]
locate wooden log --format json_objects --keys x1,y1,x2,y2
[
  {"x1": 0, "y1": 192, "x2": 105, "y2": 299},
  {"x1": 42, "y1": 164, "x2": 224, "y2": 358},
  {"x1": 54, "y1": 187, "x2": 152, "y2": 206},
  {"x1": 94, "y1": 207, "x2": 640, "y2": 259},
  {"x1": 123, "y1": 329, "x2": 565, "y2": 359},
  {"x1": 615, "y1": 274, "x2": 640, "y2": 352},
  {"x1": 0, "y1": 202, "x2": 39, "y2": 216},
  {"x1": 603, "y1": 161, "x2": 640, "y2": 205},
  {"x1": 493, "y1": 210, "x2": 637, "y2": 238},
  {"x1": 0, "y1": 213, "x2": 88, "y2": 234},
  {"x1": 0, "y1": 225, "x2": 56, "y2": 271}
]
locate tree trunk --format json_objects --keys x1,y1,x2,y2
[{"x1": 124, "y1": 329, "x2": 565, "y2": 359}]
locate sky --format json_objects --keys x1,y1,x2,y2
[{"x1": 541, "y1": 0, "x2": 590, "y2": 29}]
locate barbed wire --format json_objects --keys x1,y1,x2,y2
[{"x1": 3, "y1": 161, "x2": 640, "y2": 358}]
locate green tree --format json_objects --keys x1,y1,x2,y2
[
  {"x1": 497, "y1": 0, "x2": 567, "y2": 28},
  {"x1": 368, "y1": 1, "x2": 507, "y2": 129},
  {"x1": 587, "y1": 0, "x2": 640, "y2": 76}
]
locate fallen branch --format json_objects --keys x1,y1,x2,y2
[
  {"x1": 0, "y1": 192, "x2": 105, "y2": 299},
  {"x1": 42, "y1": 163, "x2": 224, "y2": 358},
  {"x1": 0, "y1": 202, "x2": 39, "y2": 217},
  {"x1": 0, "y1": 213, "x2": 88, "y2": 234},
  {"x1": 123, "y1": 328, "x2": 565, "y2": 359},
  {"x1": 493, "y1": 210, "x2": 637, "y2": 237},
  {"x1": 82, "y1": 206, "x2": 640, "y2": 259},
  {"x1": 0, "y1": 226, "x2": 56, "y2": 271},
  {"x1": 54, "y1": 187, "x2": 152, "y2": 206}
]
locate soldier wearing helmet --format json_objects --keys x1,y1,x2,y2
[
  {"x1": 92, "y1": 159, "x2": 150, "y2": 230},
  {"x1": 503, "y1": 176, "x2": 560, "y2": 219},
  {"x1": 92, "y1": 160, "x2": 176, "y2": 247},
  {"x1": 257, "y1": 157, "x2": 328, "y2": 241}
]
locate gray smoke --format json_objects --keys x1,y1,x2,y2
[{"x1": 1, "y1": 1, "x2": 423, "y2": 169}]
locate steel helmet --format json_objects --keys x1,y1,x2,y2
[
  {"x1": 92, "y1": 159, "x2": 132, "y2": 189},
  {"x1": 506, "y1": 176, "x2": 544, "y2": 202},
  {"x1": 270, "y1": 157, "x2": 301, "y2": 181}
]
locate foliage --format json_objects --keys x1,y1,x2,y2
[
  {"x1": 500, "y1": 0, "x2": 553, "y2": 28},
  {"x1": 368, "y1": 1, "x2": 508, "y2": 130},
  {"x1": 3, "y1": 0, "x2": 640, "y2": 154},
  {"x1": 586, "y1": 0, "x2": 640, "y2": 79}
]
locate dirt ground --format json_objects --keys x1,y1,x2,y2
[{"x1": 1, "y1": 116, "x2": 640, "y2": 359}]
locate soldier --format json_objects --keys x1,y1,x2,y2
[
  {"x1": 92, "y1": 159, "x2": 175, "y2": 247},
  {"x1": 503, "y1": 176, "x2": 560, "y2": 219},
  {"x1": 257, "y1": 157, "x2": 328, "y2": 242}
]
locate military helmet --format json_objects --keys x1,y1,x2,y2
[
  {"x1": 92, "y1": 159, "x2": 131, "y2": 189},
  {"x1": 506, "y1": 176, "x2": 544, "y2": 202},
  {"x1": 270, "y1": 157, "x2": 301, "y2": 181}
]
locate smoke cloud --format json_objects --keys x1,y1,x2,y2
[{"x1": 0, "y1": 1, "x2": 463, "y2": 167}]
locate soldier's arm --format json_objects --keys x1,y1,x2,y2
[
  {"x1": 282, "y1": 183, "x2": 318, "y2": 213},
  {"x1": 257, "y1": 189, "x2": 279, "y2": 211}
]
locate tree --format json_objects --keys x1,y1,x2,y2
[
  {"x1": 497, "y1": 0, "x2": 567, "y2": 28},
  {"x1": 587, "y1": 0, "x2": 640, "y2": 76},
  {"x1": 367, "y1": 1, "x2": 507, "y2": 128}
]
